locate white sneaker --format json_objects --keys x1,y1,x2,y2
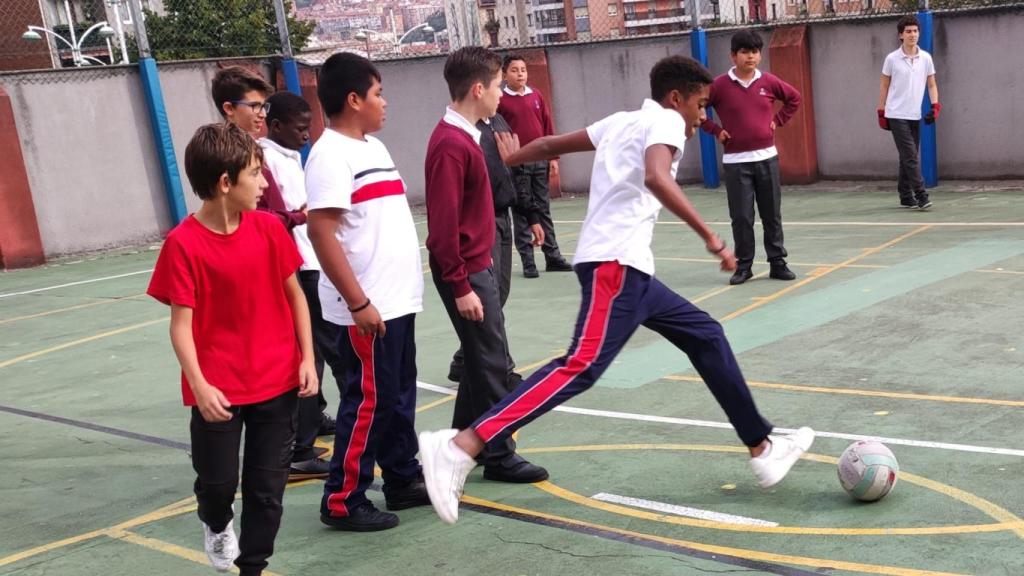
[
  {"x1": 419, "y1": 429, "x2": 477, "y2": 524},
  {"x1": 749, "y1": 427, "x2": 815, "y2": 488},
  {"x1": 202, "y1": 521, "x2": 239, "y2": 572}
]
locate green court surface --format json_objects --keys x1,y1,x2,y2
[{"x1": 2, "y1": 181, "x2": 1023, "y2": 576}]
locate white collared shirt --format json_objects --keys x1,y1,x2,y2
[
  {"x1": 574, "y1": 99, "x2": 687, "y2": 275},
  {"x1": 442, "y1": 106, "x2": 481, "y2": 145},
  {"x1": 721, "y1": 67, "x2": 777, "y2": 164},
  {"x1": 502, "y1": 85, "x2": 534, "y2": 97},
  {"x1": 882, "y1": 47, "x2": 935, "y2": 120},
  {"x1": 258, "y1": 137, "x2": 320, "y2": 271}
]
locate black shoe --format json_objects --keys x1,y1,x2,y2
[
  {"x1": 483, "y1": 454, "x2": 549, "y2": 483},
  {"x1": 321, "y1": 501, "x2": 399, "y2": 532},
  {"x1": 313, "y1": 446, "x2": 329, "y2": 459},
  {"x1": 289, "y1": 457, "x2": 330, "y2": 481},
  {"x1": 545, "y1": 258, "x2": 573, "y2": 272},
  {"x1": 729, "y1": 268, "x2": 753, "y2": 285},
  {"x1": 384, "y1": 478, "x2": 431, "y2": 511},
  {"x1": 769, "y1": 262, "x2": 796, "y2": 281},
  {"x1": 899, "y1": 197, "x2": 916, "y2": 208},
  {"x1": 917, "y1": 197, "x2": 932, "y2": 210},
  {"x1": 523, "y1": 265, "x2": 539, "y2": 278},
  {"x1": 318, "y1": 412, "x2": 336, "y2": 436}
]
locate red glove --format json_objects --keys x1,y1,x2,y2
[
  {"x1": 924, "y1": 102, "x2": 942, "y2": 124},
  {"x1": 877, "y1": 108, "x2": 890, "y2": 131}
]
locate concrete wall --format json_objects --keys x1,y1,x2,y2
[{"x1": 1, "y1": 67, "x2": 170, "y2": 255}]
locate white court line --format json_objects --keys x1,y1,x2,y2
[
  {"x1": 415, "y1": 381, "x2": 1024, "y2": 458},
  {"x1": 0, "y1": 269, "x2": 154, "y2": 299},
  {"x1": 553, "y1": 220, "x2": 1024, "y2": 227},
  {"x1": 591, "y1": 493, "x2": 778, "y2": 527}
]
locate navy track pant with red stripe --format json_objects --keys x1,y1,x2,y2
[
  {"x1": 473, "y1": 261, "x2": 773, "y2": 448},
  {"x1": 322, "y1": 313, "x2": 421, "y2": 517}
]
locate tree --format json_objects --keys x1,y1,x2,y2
[{"x1": 141, "y1": 0, "x2": 314, "y2": 61}]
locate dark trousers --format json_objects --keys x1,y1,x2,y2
[
  {"x1": 432, "y1": 265, "x2": 518, "y2": 465},
  {"x1": 322, "y1": 314, "x2": 420, "y2": 517},
  {"x1": 512, "y1": 161, "x2": 563, "y2": 266},
  {"x1": 295, "y1": 270, "x2": 343, "y2": 462},
  {"x1": 723, "y1": 156, "x2": 787, "y2": 270},
  {"x1": 190, "y1": 389, "x2": 297, "y2": 576},
  {"x1": 473, "y1": 262, "x2": 773, "y2": 449},
  {"x1": 889, "y1": 119, "x2": 928, "y2": 204},
  {"x1": 450, "y1": 210, "x2": 515, "y2": 374}
]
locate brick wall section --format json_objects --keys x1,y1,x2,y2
[{"x1": 769, "y1": 26, "x2": 819, "y2": 184}]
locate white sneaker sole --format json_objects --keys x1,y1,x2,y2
[{"x1": 419, "y1": 431, "x2": 459, "y2": 524}]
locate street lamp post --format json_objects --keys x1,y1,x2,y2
[
  {"x1": 21, "y1": 0, "x2": 120, "y2": 67},
  {"x1": 396, "y1": 22, "x2": 436, "y2": 50},
  {"x1": 354, "y1": 30, "x2": 372, "y2": 59}
]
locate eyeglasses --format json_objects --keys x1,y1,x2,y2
[{"x1": 232, "y1": 100, "x2": 271, "y2": 115}]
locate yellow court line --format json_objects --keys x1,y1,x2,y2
[
  {"x1": 0, "y1": 317, "x2": 168, "y2": 369},
  {"x1": 417, "y1": 395, "x2": 455, "y2": 413},
  {"x1": 109, "y1": 530, "x2": 282, "y2": 576},
  {"x1": 720, "y1": 225, "x2": 933, "y2": 322},
  {"x1": 459, "y1": 494, "x2": 967, "y2": 576},
  {"x1": 0, "y1": 294, "x2": 148, "y2": 325},
  {"x1": 663, "y1": 374, "x2": 1024, "y2": 408},
  {"x1": 515, "y1": 444, "x2": 1024, "y2": 538}
]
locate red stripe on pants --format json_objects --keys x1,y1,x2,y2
[
  {"x1": 327, "y1": 328, "x2": 376, "y2": 516},
  {"x1": 474, "y1": 262, "x2": 625, "y2": 441}
]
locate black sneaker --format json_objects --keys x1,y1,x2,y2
[
  {"x1": 318, "y1": 412, "x2": 336, "y2": 436},
  {"x1": 321, "y1": 501, "x2": 399, "y2": 532},
  {"x1": 769, "y1": 262, "x2": 796, "y2": 281},
  {"x1": 384, "y1": 477, "x2": 431, "y2": 511},
  {"x1": 729, "y1": 268, "x2": 753, "y2": 285},
  {"x1": 545, "y1": 258, "x2": 574, "y2": 272},
  {"x1": 900, "y1": 197, "x2": 916, "y2": 208},
  {"x1": 483, "y1": 454, "x2": 549, "y2": 483},
  {"x1": 917, "y1": 197, "x2": 932, "y2": 210},
  {"x1": 289, "y1": 457, "x2": 330, "y2": 481},
  {"x1": 523, "y1": 264, "x2": 539, "y2": 278}
]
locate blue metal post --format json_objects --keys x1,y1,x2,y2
[
  {"x1": 917, "y1": 9, "x2": 938, "y2": 187},
  {"x1": 280, "y1": 57, "x2": 311, "y2": 164},
  {"x1": 139, "y1": 57, "x2": 187, "y2": 224},
  {"x1": 691, "y1": 28, "x2": 720, "y2": 188}
]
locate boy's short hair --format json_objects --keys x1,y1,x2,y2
[
  {"x1": 444, "y1": 47, "x2": 502, "y2": 101},
  {"x1": 317, "y1": 52, "x2": 381, "y2": 118},
  {"x1": 184, "y1": 123, "x2": 264, "y2": 200},
  {"x1": 211, "y1": 66, "x2": 274, "y2": 117},
  {"x1": 649, "y1": 55, "x2": 714, "y2": 101},
  {"x1": 730, "y1": 30, "x2": 764, "y2": 54},
  {"x1": 266, "y1": 91, "x2": 312, "y2": 125},
  {"x1": 897, "y1": 15, "x2": 919, "y2": 33},
  {"x1": 501, "y1": 53, "x2": 525, "y2": 72}
]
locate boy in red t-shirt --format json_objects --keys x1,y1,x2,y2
[{"x1": 147, "y1": 122, "x2": 318, "y2": 576}]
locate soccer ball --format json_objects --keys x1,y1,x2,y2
[{"x1": 837, "y1": 441, "x2": 899, "y2": 502}]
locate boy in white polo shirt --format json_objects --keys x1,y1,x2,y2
[
  {"x1": 259, "y1": 91, "x2": 342, "y2": 481},
  {"x1": 418, "y1": 55, "x2": 815, "y2": 524},
  {"x1": 877, "y1": 15, "x2": 940, "y2": 210},
  {"x1": 305, "y1": 52, "x2": 429, "y2": 531}
]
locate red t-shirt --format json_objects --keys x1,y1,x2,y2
[{"x1": 147, "y1": 211, "x2": 303, "y2": 406}]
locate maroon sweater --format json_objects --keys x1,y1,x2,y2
[
  {"x1": 497, "y1": 88, "x2": 554, "y2": 146},
  {"x1": 424, "y1": 120, "x2": 495, "y2": 298},
  {"x1": 701, "y1": 72, "x2": 801, "y2": 155}
]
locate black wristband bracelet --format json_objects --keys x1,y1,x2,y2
[
  {"x1": 707, "y1": 235, "x2": 727, "y2": 255},
  {"x1": 348, "y1": 298, "x2": 371, "y2": 313}
]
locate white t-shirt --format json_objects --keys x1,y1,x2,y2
[
  {"x1": 305, "y1": 129, "x2": 423, "y2": 325},
  {"x1": 258, "y1": 138, "x2": 319, "y2": 271},
  {"x1": 882, "y1": 47, "x2": 935, "y2": 121},
  {"x1": 575, "y1": 99, "x2": 687, "y2": 276}
]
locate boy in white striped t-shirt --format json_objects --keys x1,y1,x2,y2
[{"x1": 305, "y1": 52, "x2": 429, "y2": 532}]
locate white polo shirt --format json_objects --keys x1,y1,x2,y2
[
  {"x1": 574, "y1": 99, "x2": 687, "y2": 276},
  {"x1": 882, "y1": 47, "x2": 935, "y2": 121},
  {"x1": 305, "y1": 129, "x2": 423, "y2": 326},
  {"x1": 258, "y1": 138, "x2": 319, "y2": 271}
]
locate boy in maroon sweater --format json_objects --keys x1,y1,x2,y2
[
  {"x1": 425, "y1": 47, "x2": 548, "y2": 484},
  {"x1": 702, "y1": 31, "x2": 801, "y2": 286},
  {"x1": 498, "y1": 54, "x2": 572, "y2": 278}
]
